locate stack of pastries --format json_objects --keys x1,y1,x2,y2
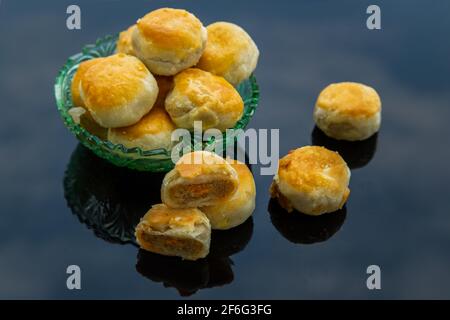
[
  {"x1": 135, "y1": 151, "x2": 256, "y2": 260},
  {"x1": 69, "y1": 7, "x2": 259, "y2": 152}
]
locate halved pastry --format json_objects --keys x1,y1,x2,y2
[
  {"x1": 161, "y1": 151, "x2": 239, "y2": 208},
  {"x1": 135, "y1": 204, "x2": 211, "y2": 261}
]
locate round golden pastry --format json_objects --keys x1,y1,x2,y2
[
  {"x1": 270, "y1": 146, "x2": 351, "y2": 215},
  {"x1": 313, "y1": 82, "x2": 381, "y2": 141},
  {"x1": 197, "y1": 21, "x2": 259, "y2": 86},
  {"x1": 161, "y1": 151, "x2": 239, "y2": 208},
  {"x1": 132, "y1": 8, "x2": 207, "y2": 76},
  {"x1": 107, "y1": 105, "x2": 176, "y2": 151},
  {"x1": 80, "y1": 53, "x2": 158, "y2": 128},
  {"x1": 116, "y1": 25, "x2": 137, "y2": 56},
  {"x1": 71, "y1": 57, "x2": 105, "y2": 107},
  {"x1": 135, "y1": 203, "x2": 211, "y2": 261},
  {"x1": 201, "y1": 160, "x2": 256, "y2": 230},
  {"x1": 165, "y1": 68, "x2": 244, "y2": 131},
  {"x1": 70, "y1": 57, "x2": 108, "y2": 138}
]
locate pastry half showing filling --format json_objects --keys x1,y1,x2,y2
[
  {"x1": 201, "y1": 159, "x2": 256, "y2": 230},
  {"x1": 270, "y1": 146, "x2": 351, "y2": 216},
  {"x1": 313, "y1": 82, "x2": 381, "y2": 141},
  {"x1": 135, "y1": 204, "x2": 211, "y2": 261},
  {"x1": 161, "y1": 151, "x2": 239, "y2": 208}
]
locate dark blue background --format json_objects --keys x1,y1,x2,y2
[{"x1": 1, "y1": 0, "x2": 450, "y2": 299}]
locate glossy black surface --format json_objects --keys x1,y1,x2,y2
[{"x1": 1, "y1": 0, "x2": 450, "y2": 299}]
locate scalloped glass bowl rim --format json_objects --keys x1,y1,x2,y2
[{"x1": 54, "y1": 34, "x2": 260, "y2": 160}]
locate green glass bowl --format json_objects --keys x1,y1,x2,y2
[{"x1": 54, "y1": 34, "x2": 260, "y2": 172}]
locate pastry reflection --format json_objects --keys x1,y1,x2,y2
[
  {"x1": 311, "y1": 126, "x2": 378, "y2": 169},
  {"x1": 136, "y1": 217, "x2": 253, "y2": 296},
  {"x1": 268, "y1": 199, "x2": 346, "y2": 244},
  {"x1": 63, "y1": 144, "x2": 164, "y2": 244},
  {"x1": 64, "y1": 144, "x2": 254, "y2": 296}
]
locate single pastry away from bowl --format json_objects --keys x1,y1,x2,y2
[
  {"x1": 270, "y1": 146, "x2": 351, "y2": 215},
  {"x1": 107, "y1": 105, "x2": 176, "y2": 151},
  {"x1": 71, "y1": 57, "x2": 105, "y2": 108},
  {"x1": 165, "y1": 68, "x2": 244, "y2": 131},
  {"x1": 161, "y1": 151, "x2": 239, "y2": 208},
  {"x1": 79, "y1": 53, "x2": 159, "y2": 128},
  {"x1": 313, "y1": 82, "x2": 381, "y2": 141},
  {"x1": 201, "y1": 160, "x2": 256, "y2": 230},
  {"x1": 132, "y1": 8, "x2": 207, "y2": 76},
  {"x1": 135, "y1": 204, "x2": 211, "y2": 260},
  {"x1": 197, "y1": 22, "x2": 259, "y2": 86},
  {"x1": 116, "y1": 25, "x2": 137, "y2": 56}
]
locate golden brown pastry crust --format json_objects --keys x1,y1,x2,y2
[
  {"x1": 79, "y1": 53, "x2": 158, "y2": 128},
  {"x1": 271, "y1": 146, "x2": 350, "y2": 215},
  {"x1": 81, "y1": 54, "x2": 150, "y2": 111},
  {"x1": 278, "y1": 146, "x2": 349, "y2": 194},
  {"x1": 200, "y1": 160, "x2": 256, "y2": 230},
  {"x1": 175, "y1": 151, "x2": 236, "y2": 179},
  {"x1": 132, "y1": 8, "x2": 207, "y2": 75},
  {"x1": 107, "y1": 73, "x2": 175, "y2": 150},
  {"x1": 110, "y1": 105, "x2": 175, "y2": 139},
  {"x1": 140, "y1": 204, "x2": 207, "y2": 231},
  {"x1": 136, "y1": 8, "x2": 204, "y2": 55},
  {"x1": 135, "y1": 204, "x2": 211, "y2": 260},
  {"x1": 197, "y1": 22, "x2": 259, "y2": 86},
  {"x1": 161, "y1": 151, "x2": 239, "y2": 208},
  {"x1": 71, "y1": 57, "x2": 105, "y2": 107},
  {"x1": 314, "y1": 82, "x2": 382, "y2": 141},
  {"x1": 107, "y1": 105, "x2": 176, "y2": 150},
  {"x1": 165, "y1": 68, "x2": 244, "y2": 131},
  {"x1": 117, "y1": 25, "x2": 137, "y2": 56},
  {"x1": 226, "y1": 160, "x2": 255, "y2": 192},
  {"x1": 269, "y1": 181, "x2": 294, "y2": 212},
  {"x1": 316, "y1": 82, "x2": 381, "y2": 118}
]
